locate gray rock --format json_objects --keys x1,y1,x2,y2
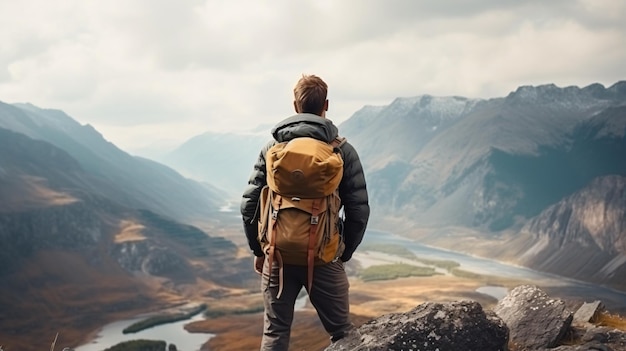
[
  {"x1": 325, "y1": 300, "x2": 508, "y2": 351},
  {"x1": 581, "y1": 326, "x2": 613, "y2": 343},
  {"x1": 549, "y1": 343, "x2": 614, "y2": 351},
  {"x1": 574, "y1": 301, "x2": 604, "y2": 325},
  {"x1": 494, "y1": 285, "x2": 573, "y2": 350}
]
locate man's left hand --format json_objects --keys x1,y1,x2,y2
[{"x1": 254, "y1": 255, "x2": 264, "y2": 275}]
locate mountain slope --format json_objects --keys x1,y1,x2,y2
[
  {"x1": 340, "y1": 95, "x2": 480, "y2": 170},
  {"x1": 501, "y1": 175, "x2": 626, "y2": 291},
  {"x1": 0, "y1": 101, "x2": 223, "y2": 222},
  {"x1": 0, "y1": 128, "x2": 255, "y2": 350},
  {"x1": 158, "y1": 131, "x2": 269, "y2": 196}
]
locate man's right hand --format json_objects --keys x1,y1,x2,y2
[{"x1": 254, "y1": 255, "x2": 264, "y2": 275}]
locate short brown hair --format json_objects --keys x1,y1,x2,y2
[{"x1": 293, "y1": 74, "x2": 328, "y2": 115}]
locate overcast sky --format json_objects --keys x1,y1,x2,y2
[{"x1": 1, "y1": 0, "x2": 625, "y2": 153}]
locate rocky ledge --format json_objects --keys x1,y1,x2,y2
[{"x1": 326, "y1": 285, "x2": 626, "y2": 351}]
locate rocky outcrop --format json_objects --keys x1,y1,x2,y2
[
  {"x1": 326, "y1": 285, "x2": 626, "y2": 351},
  {"x1": 326, "y1": 301, "x2": 508, "y2": 351},
  {"x1": 522, "y1": 175, "x2": 626, "y2": 257},
  {"x1": 494, "y1": 285, "x2": 572, "y2": 349}
]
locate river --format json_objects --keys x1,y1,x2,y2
[
  {"x1": 362, "y1": 229, "x2": 626, "y2": 310},
  {"x1": 75, "y1": 294, "x2": 309, "y2": 351},
  {"x1": 74, "y1": 311, "x2": 211, "y2": 351}
]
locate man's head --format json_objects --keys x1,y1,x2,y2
[{"x1": 293, "y1": 74, "x2": 329, "y2": 117}]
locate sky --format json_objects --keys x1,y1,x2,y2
[{"x1": 1, "y1": 0, "x2": 625, "y2": 154}]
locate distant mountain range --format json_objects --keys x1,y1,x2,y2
[
  {"x1": 156, "y1": 131, "x2": 269, "y2": 196},
  {"x1": 341, "y1": 82, "x2": 625, "y2": 229},
  {"x1": 338, "y1": 81, "x2": 626, "y2": 291},
  {"x1": 0, "y1": 102, "x2": 227, "y2": 221}
]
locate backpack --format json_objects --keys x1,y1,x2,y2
[{"x1": 258, "y1": 136, "x2": 346, "y2": 297}]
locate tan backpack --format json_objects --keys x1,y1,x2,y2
[{"x1": 258, "y1": 136, "x2": 346, "y2": 297}]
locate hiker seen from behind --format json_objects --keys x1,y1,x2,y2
[{"x1": 240, "y1": 74, "x2": 370, "y2": 350}]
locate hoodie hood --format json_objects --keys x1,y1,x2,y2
[{"x1": 271, "y1": 113, "x2": 339, "y2": 143}]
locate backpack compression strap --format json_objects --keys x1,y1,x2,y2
[
  {"x1": 266, "y1": 190, "x2": 285, "y2": 299},
  {"x1": 307, "y1": 198, "x2": 322, "y2": 292}
]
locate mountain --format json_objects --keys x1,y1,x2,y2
[
  {"x1": 340, "y1": 82, "x2": 626, "y2": 231},
  {"x1": 157, "y1": 131, "x2": 269, "y2": 196},
  {"x1": 0, "y1": 108, "x2": 255, "y2": 350},
  {"x1": 340, "y1": 95, "x2": 481, "y2": 170},
  {"x1": 0, "y1": 102, "x2": 225, "y2": 222},
  {"x1": 337, "y1": 81, "x2": 626, "y2": 290}
]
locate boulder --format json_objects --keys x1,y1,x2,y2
[
  {"x1": 494, "y1": 285, "x2": 573, "y2": 350},
  {"x1": 325, "y1": 300, "x2": 508, "y2": 351},
  {"x1": 573, "y1": 301, "x2": 604, "y2": 325}
]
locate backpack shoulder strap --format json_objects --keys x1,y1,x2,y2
[{"x1": 330, "y1": 136, "x2": 347, "y2": 148}]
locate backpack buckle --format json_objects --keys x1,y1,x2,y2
[{"x1": 310, "y1": 215, "x2": 319, "y2": 225}]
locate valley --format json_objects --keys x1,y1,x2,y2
[
  {"x1": 74, "y1": 227, "x2": 626, "y2": 350},
  {"x1": 1, "y1": 80, "x2": 625, "y2": 350}
]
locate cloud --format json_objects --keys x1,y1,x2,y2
[{"x1": 0, "y1": 0, "x2": 624, "y2": 151}]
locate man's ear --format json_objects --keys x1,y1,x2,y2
[
  {"x1": 324, "y1": 99, "x2": 329, "y2": 111},
  {"x1": 293, "y1": 101, "x2": 300, "y2": 113}
]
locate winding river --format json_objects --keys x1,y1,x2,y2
[
  {"x1": 74, "y1": 312, "x2": 211, "y2": 351},
  {"x1": 363, "y1": 229, "x2": 626, "y2": 310},
  {"x1": 75, "y1": 295, "x2": 309, "y2": 351}
]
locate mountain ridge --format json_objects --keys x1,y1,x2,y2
[{"x1": 0, "y1": 101, "x2": 224, "y2": 222}]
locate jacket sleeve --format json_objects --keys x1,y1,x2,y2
[
  {"x1": 337, "y1": 141, "x2": 370, "y2": 262},
  {"x1": 240, "y1": 140, "x2": 274, "y2": 257}
]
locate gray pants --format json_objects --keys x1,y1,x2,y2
[{"x1": 260, "y1": 258, "x2": 354, "y2": 351}]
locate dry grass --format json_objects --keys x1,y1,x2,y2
[
  {"x1": 114, "y1": 220, "x2": 147, "y2": 243},
  {"x1": 596, "y1": 311, "x2": 626, "y2": 330},
  {"x1": 0, "y1": 175, "x2": 78, "y2": 212},
  {"x1": 0, "y1": 250, "x2": 169, "y2": 351}
]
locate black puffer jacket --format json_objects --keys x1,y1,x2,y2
[{"x1": 240, "y1": 113, "x2": 370, "y2": 262}]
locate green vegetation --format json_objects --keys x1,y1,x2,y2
[
  {"x1": 103, "y1": 339, "x2": 166, "y2": 351},
  {"x1": 359, "y1": 263, "x2": 439, "y2": 282},
  {"x1": 416, "y1": 257, "x2": 460, "y2": 270},
  {"x1": 450, "y1": 268, "x2": 483, "y2": 279},
  {"x1": 204, "y1": 304, "x2": 264, "y2": 318},
  {"x1": 123, "y1": 304, "x2": 207, "y2": 334},
  {"x1": 360, "y1": 243, "x2": 461, "y2": 271},
  {"x1": 359, "y1": 243, "x2": 417, "y2": 259}
]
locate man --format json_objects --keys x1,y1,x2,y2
[{"x1": 240, "y1": 74, "x2": 370, "y2": 350}]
